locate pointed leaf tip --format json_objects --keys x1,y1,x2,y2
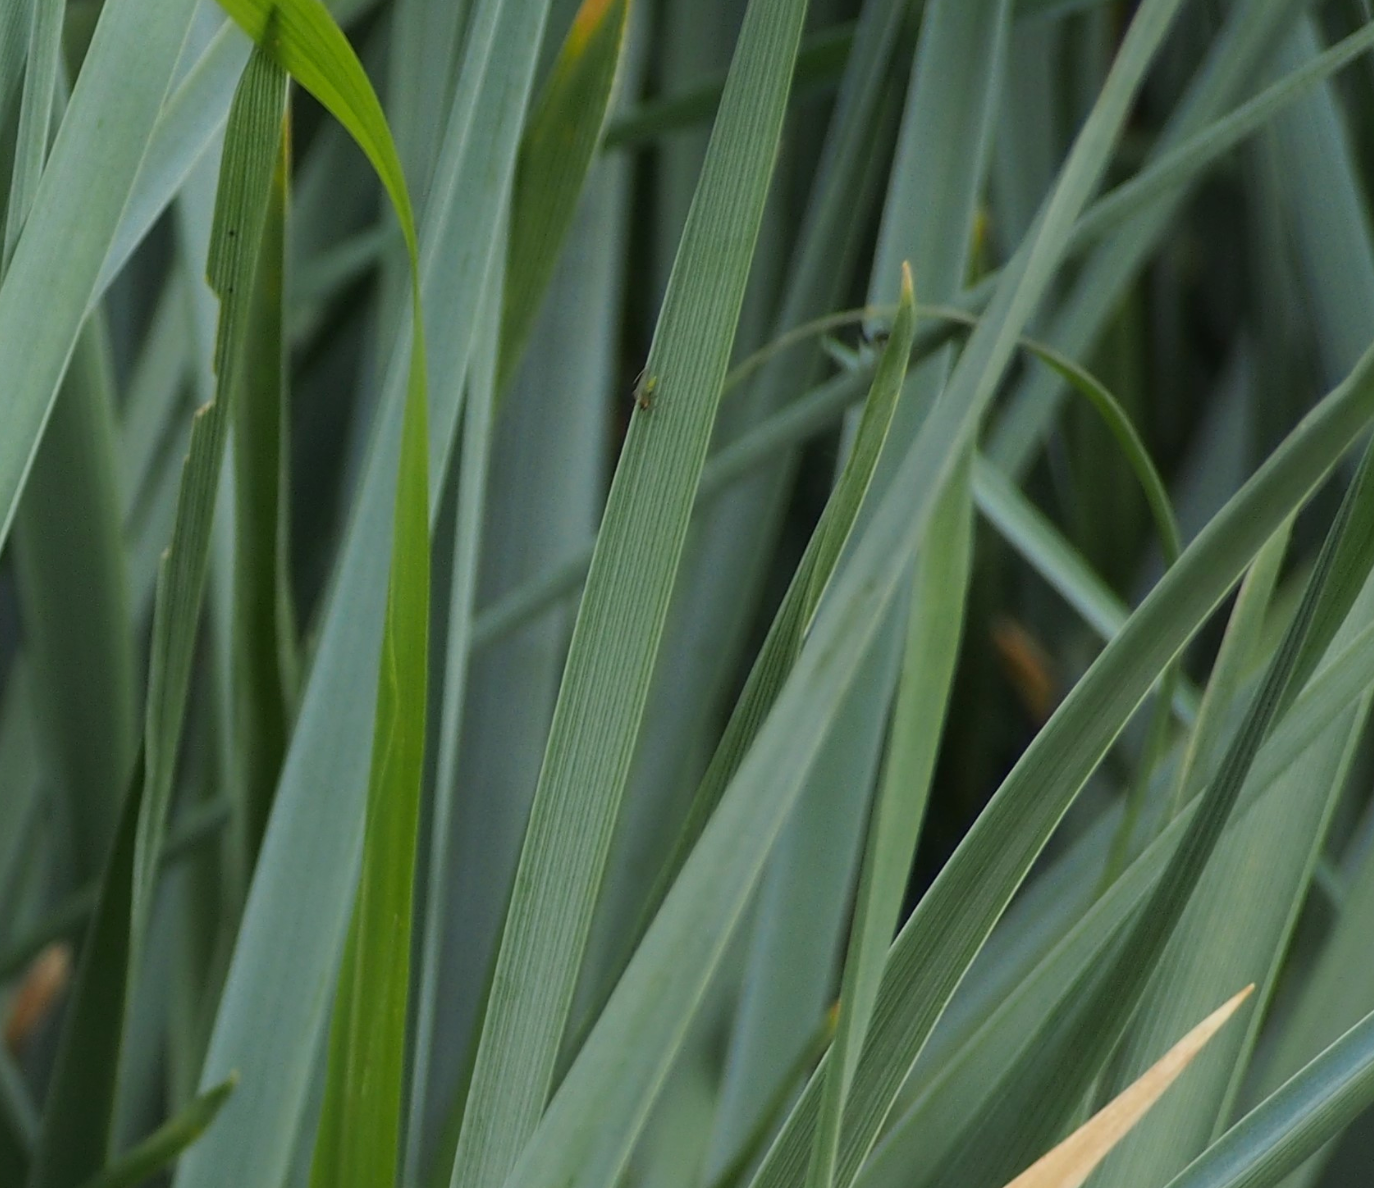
[
  {"x1": 569, "y1": 0, "x2": 625, "y2": 55},
  {"x1": 999, "y1": 985, "x2": 1254, "y2": 1188}
]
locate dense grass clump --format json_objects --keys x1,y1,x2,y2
[{"x1": 9, "y1": 1, "x2": 1374, "y2": 1187}]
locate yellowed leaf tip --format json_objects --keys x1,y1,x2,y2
[
  {"x1": 568, "y1": 0, "x2": 622, "y2": 56},
  {"x1": 899, "y1": 261, "x2": 914, "y2": 307},
  {"x1": 999, "y1": 985, "x2": 1255, "y2": 1188}
]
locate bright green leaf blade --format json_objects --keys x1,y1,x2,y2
[
  {"x1": 197, "y1": 8, "x2": 432, "y2": 1188},
  {"x1": 177, "y1": 0, "x2": 551, "y2": 1179},
  {"x1": 307, "y1": 242, "x2": 429, "y2": 1188},
  {"x1": 497, "y1": 0, "x2": 628, "y2": 392},
  {"x1": 231, "y1": 125, "x2": 296, "y2": 875},
  {"x1": 74, "y1": 1077, "x2": 237, "y2": 1188},
  {"x1": 214, "y1": 0, "x2": 419, "y2": 263}
]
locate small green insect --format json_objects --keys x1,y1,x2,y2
[{"x1": 633, "y1": 369, "x2": 658, "y2": 411}]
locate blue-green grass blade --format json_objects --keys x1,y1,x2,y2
[
  {"x1": 0, "y1": 0, "x2": 198, "y2": 548},
  {"x1": 444, "y1": 0, "x2": 812, "y2": 1186},
  {"x1": 1163, "y1": 1007, "x2": 1374, "y2": 1188}
]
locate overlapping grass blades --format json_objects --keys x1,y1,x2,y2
[
  {"x1": 1165, "y1": 1004, "x2": 1374, "y2": 1188},
  {"x1": 928, "y1": 430, "x2": 1374, "y2": 1188},
  {"x1": 640, "y1": 271, "x2": 918, "y2": 953},
  {"x1": 26, "y1": 46, "x2": 287, "y2": 1188},
  {"x1": 203, "y1": 3, "x2": 433, "y2": 1187},
  {"x1": 71, "y1": 1076, "x2": 236, "y2": 1188},
  {"x1": 0, "y1": 0, "x2": 198, "y2": 544},
  {"x1": 17, "y1": 4, "x2": 1374, "y2": 1188},
  {"x1": 177, "y1": 0, "x2": 541, "y2": 1180},
  {"x1": 749, "y1": 220, "x2": 1374, "y2": 1188},
  {"x1": 999, "y1": 987, "x2": 1252, "y2": 1188},
  {"x1": 447, "y1": 1, "x2": 811, "y2": 1185}
]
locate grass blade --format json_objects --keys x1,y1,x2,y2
[
  {"x1": 196, "y1": 5, "x2": 433, "y2": 1187},
  {"x1": 26, "y1": 757, "x2": 142, "y2": 1188},
  {"x1": 498, "y1": 13, "x2": 1207, "y2": 1181},
  {"x1": 602, "y1": 20, "x2": 853, "y2": 150},
  {"x1": 231, "y1": 127, "x2": 297, "y2": 873},
  {"x1": 73, "y1": 1078, "x2": 236, "y2": 1188},
  {"x1": 747, "y1": 339, "x2": 1374, "y2": 1188},
  {"x1": 497, "y1": 0, "x2": 628, "y2": 392},
  {"x1": 926, "y1": 432, "x2": 1374, "y2": 1188},
  {"x1": 446, "y1": 0, "x2": 811, "y2": 1184},
  {"x1": 1000, "y1": 987, "x2": 1253, "y2": 1188},
  {"x1": 2, "y1": 0, "x2": 63, "y2": 266},
  {"x1": 10, "y1": 322, "x2": 135, "y2": 882},
  {"x1": 1164, "y1": 1006, "x2": 1374, "y2": 1188},
  {"x1": 177, "y1": 0, "x2": 549, "y2": 1176},
  {"x1": 858, "y1": 596, "x2": 1374, "y2": 1188},
  {"x1": 25, "y1": 44, "x2": 286, "y2": 1188},
  {"x1": 0, "y1": 0, "x2": 197, "y2": 547},
  {"x1": 136, "y1": 43, "x2": 288, "y2": 1001},
  {"x1": 806, "y1": 441, "x2": 974, "y2": 1188},
  {"x1": 633, "y1": 270, "x2": 917, "y2": 987},
  {"x1": 404, "y1": 254, "x2": 503, "y2": 1188}
]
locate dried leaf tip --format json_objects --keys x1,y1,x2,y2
[
  {"x1": 569, "y1": 0, "x2": 622, "y2": 55},
  {"x1": 997, "y1": 984, "x2": 1255, "y2": 1188},
  {"x1": 899, "y1": 260, "x2": 914, "y2": 307}
]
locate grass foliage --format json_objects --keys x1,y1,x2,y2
[{"x1": 11, "y1": 1, "x2": 1374, "y2": 1187}]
